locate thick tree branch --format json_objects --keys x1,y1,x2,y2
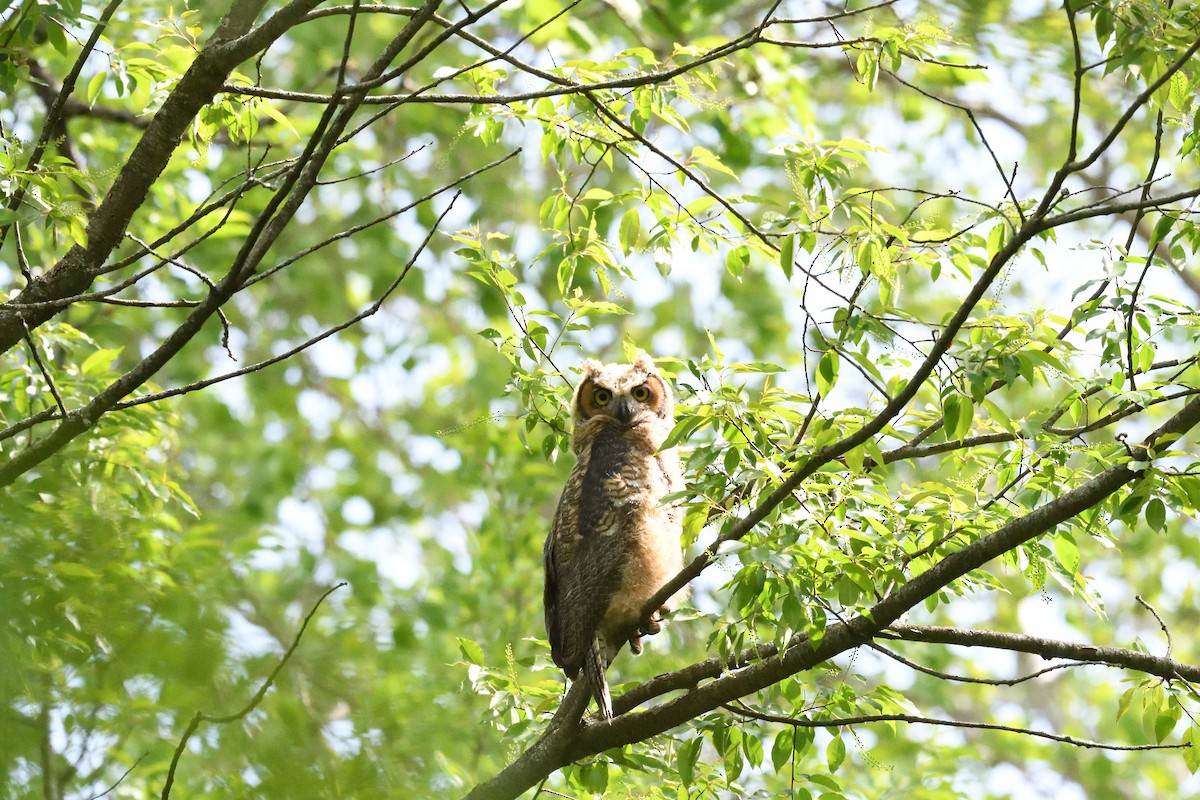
[
  {"x1": 0, "y1": 0, "x2": 122, "y2": 246},
  {"x1": 0, "y1": 0, "x2": 321, "y2": 354},
  {"x1": 887, "y1": 624, "x2": 1200, "y2": 683},
  {"x1": 466, "y1": 390, "x2": 1200, "y2": 799},
  {"x1": 634, "y1": 199, "x2": 1043, "y2": 627},
  {"x1": 0, "y1": 0, "x2": 452, "y2": 488}
]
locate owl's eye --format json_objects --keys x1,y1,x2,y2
[
  {"x1": 631, "y1": 384, "x2": 651, "y2": 402},
  {"x1": 593, "y1": 388, "x2": 612, "y2": 405}
]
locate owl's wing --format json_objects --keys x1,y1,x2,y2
[
  {"x1": 544, "y1": 427, "x2": 634, "y2": 677},
  {"x1": 543, "y1": 502, "x2": 567, "y2": 668}
]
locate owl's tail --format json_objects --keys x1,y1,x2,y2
[{"x1": 585, "y1": 637, "x2": 613, "y2": 720}]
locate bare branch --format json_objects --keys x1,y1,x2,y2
[
  {"x1": 723, "y1": 702, "x2": 1187, "y2": 752},
  {"x1": 1135, "y1": 596, "x2": 1174, "y2": 661},
  {"x1": 887, "y1": 624, "x2": 1200, "y2": 684},
  {"x1": 85, "y1": 753, "x2": 146, "y2": 800},
  {"x1": 160, "y1": 582, "x2": 346, "y2": 800},
  {"x1": 865, "y1": 641, "x2": 1098, "y2": 687},
  {"x1": 21, "y1": 319, "x2": 67, "y2": 420},
  {"x1": 114, "y1": 189, "x2": 466, "y2": 412}
]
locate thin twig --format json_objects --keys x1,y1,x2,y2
[
  {"x1": 866, "y1": 640, "x2": 1096, "y2": 686},
  {"x1": 86, "y1": 752, "x2": 147, "y2": 800},
  {"x1": 115, "y1": 192, "x2": 463, "y2": 412},
  {"x1": 160, "y1": 582, "x2": 347, "y2": 800},
  {"x1": 1136, "y1": 595, "x2": 1174, "y2": 661},
  {"x1": 722, "y1": 702, "x2": 1187, "y2": 752},
  {"x1": 21, "y1": 319, "x2": 68, "y2": 420}
]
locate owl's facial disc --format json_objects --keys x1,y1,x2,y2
[
  {"x1": 576, "y1": 379, "x2": 613, "y2": 420},
  {"x1": 574, "y1": 355, "x2": 673, "y2": 425}
]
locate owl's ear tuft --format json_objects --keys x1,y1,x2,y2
[
  {"x1": 579, "y1": 358, "x2": 603, "y2": 379},
  {"x1": 631, "y1": 351, "x2": 656, "y2": 373}
]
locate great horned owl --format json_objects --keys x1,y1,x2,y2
[{"x1": 543, "y1": 352, "x2": 688, "y2": 720}]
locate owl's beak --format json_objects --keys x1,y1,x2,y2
[{"x1": 612, "y1": 397, "x2": 634, "y2": 425}]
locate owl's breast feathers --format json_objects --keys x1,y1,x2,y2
[{"x1": 545, "y1": 418, "x2": 683, "y2": 677}]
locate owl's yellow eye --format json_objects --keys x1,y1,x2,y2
[
  {"x1": 593, "y1": 388, "x2": 612, "y2": 405},
  {"x1": 631, "y1": 384, "x2": 650, "y2": 402}
]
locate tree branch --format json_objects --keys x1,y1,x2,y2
[
  {"x1": 0, "y1": 0, "x2": 448, "y2": 488},
  {"x1": 887, "y1": 624, "x2": 1200, "y2": 683},
  {"x1": 0, "y1": 0, "x2": 322, "y2": 355},
  {"x1": 723, "y1": 702, "x2": 1188, "y2": 752},
  {"x1": 465, "y1": 390, "x2": 1200, "y2": 798},
  {"x1": 160, "y1": 582, "x2": 346, "y2": 800}
]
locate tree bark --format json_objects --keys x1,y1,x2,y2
[{"x1": 0, "y1": 0, "x2": 322, "y2": 355}]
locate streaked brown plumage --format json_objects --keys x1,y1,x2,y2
[{"x1": 543, "y1": 352, "x2": 687, "y2": 720}]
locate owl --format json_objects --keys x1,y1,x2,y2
[{"x1": 543, "y1": 352, "x2": 688, "y2": 720}]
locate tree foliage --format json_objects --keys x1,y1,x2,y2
[{"x1": 2, "y1": 1, "x2": 1200, "y2": 798}]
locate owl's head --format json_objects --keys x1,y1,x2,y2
[{"x1": 572, "y1": 351, "x2": 673, "y2": 428}]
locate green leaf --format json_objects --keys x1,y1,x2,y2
[
  {"x1": 52, "y1": 562, "x2": 101, "y2": 579},
  {"x1": 580, "y1": 759, "x2": 608, "y2": 793},
  {"x1": 857, "y1": 239, "x2": 877, "y2": 277},
  {"x1": 722, "y1": 727, "x2": 744, "y2": 781},
  {"x1": 66, "y1": 216, "x2": 89, "y2": 249},
  {"x1": 1185, "y1": 727, "x2": 1199, "y2": 774},
  {"x1": 1142, "y1": 688, "x2": 1163, "y2": 741},
  {"x1": 816, "y1": 350, "x2": 839, "y2": 397},
  {"x1": 458, "y1": 638, "x2": 485, "y2": 665},
  {"x1": 571, "y1": 299, "x2": 630, "y2": 317},
  {"x1": 742, "y1": 729, "x2": 764, "y2": 768},
  {"x1": 1094, "y1": 8, "x2": 1114, "y2": 46},
  {"x1": 826, "y1": 733, "x2": 846, "y2": 772},
  {"x1": 677, "y1": 736, "x2": 702, "y2": 786},
  {"x1": 580, "y1": 188, "x2": 612, "y2": 202},
  {"x1": 1150, "y1": 214, "x2": 1176, "y2": 250},
  {"x1": 942, "y1": 393, "x2": 962, "y2": 439},
  {"x1": 953, "y1": 395, "x2": 973, "y2": 439},
  {"x1": 1168, "y1": 71, "x2": 1190, "y2": 112},
  {"x1": 1054, "y1": 532, "x2": 1079, "y2": 575},
  {"x1": 1116, "y1": 687, "x2": 1135, "y2": 721},
  {"x1": 619, "y1": 208, "x2": 642, "y2": 253},
  {"x1": 1116, "y1": 490, "x2": 1147, "y2": 523},
  {"x1": 1155, "y1": 700, "x2": 1181, "y2": 744},
  {"x1": 87, "y1": 70, "x2": 107, "y2": 105},
  {"x1": 986, "y1": 223, "x2": 1008, "y2": 260},
  {"x1": 771, "y1": 727, "x2": 795, "y2": 772},
  {"x1": 726, "y1": 245, "x2": 748, "y2": 279},
  {"x1": 857, "y1": 50, "x2": 879, "y2": 91},
  {"x1": 780, "y1": 233, "x2": 795, "y2": 280},
  {"x1": 46, "y1": 20, "x2": 69, "y2": 56},
  {"x1": 660, "y1": 416, "x2": 704, "y2": 451},
  {"x1": 1145, "y1": 498, "x2": 1166, "y2": 532}
]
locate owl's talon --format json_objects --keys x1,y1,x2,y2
[
  {"x1": 629, "y1": 634, "x2": 644, "y2": 655},
  {"x1": 639, "y1": 610, "x2": 664, "y2": 637}
]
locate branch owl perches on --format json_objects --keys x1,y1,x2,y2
[{"x1": 542, "y1": 352, "x2": 688, "y2": 720}]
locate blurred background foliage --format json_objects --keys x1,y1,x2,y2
[{"x1": 1, "y1": 0, "x2": 1200, "y2": 798}]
